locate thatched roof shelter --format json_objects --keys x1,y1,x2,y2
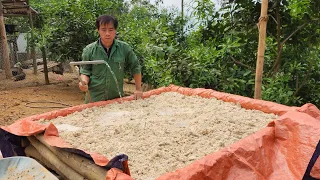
[
  {"x1": 2, "y1": 0, "x2": 38, "y2": 17},
  {"x1": 1, "y1": 0, "x2": 38, "y2": 78}
]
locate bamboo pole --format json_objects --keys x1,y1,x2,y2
[
  {"x1": 254, "y1": 0, "x2": 269, "y2": 99},
  {"x1": 27, "y1": 136, "x2": 85, "y2": 180},
  {"x1": 36, "y1": 135, "x2": 107, "y2": 180},
  {"x1": 0, "y1": 1, "x2": 11, "y2": 79}
]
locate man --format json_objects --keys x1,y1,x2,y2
[{"x1": 79, "y1": 15, "x2": 142, "y2": 103}]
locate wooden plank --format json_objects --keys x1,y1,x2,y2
[
  {"x1": 3, "y1": 13, "x2": 29, "y2": 17},
  {"x1": 2, "y1": 0, "x2": 27, "y2": 4},
  {"x1": 3, "y1": 5, "x2": 29, "y2": 9}
]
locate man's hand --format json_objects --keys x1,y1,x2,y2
[
  {"x1": 79, "y1": 81, "x2": 88, "y2": 92},
  {"x1": 133, "y1": 73, "x2": 142, "y2": 100},
  {"x1": 134, "y1": 90, "x2": 143, "y2": 100},
  {"x1": 78, "y1": 74, "x2": 89, "y2": 92}
]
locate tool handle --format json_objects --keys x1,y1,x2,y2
[{"x1": 70, "y1": 60, "x2": 105, "y2": 66}]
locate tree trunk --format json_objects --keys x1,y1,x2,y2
[
  {"x1": 254, "y1": 0, "x2": 268, "y2": 99},
  {"x1": 41, "y1": 46, "x2": 49, "y2": 84},
  {"x1": 29, "y1": 7, "x2": 37, "y2": 75},
  {"x1": 0, "y1": 1, "x2": 11, "y2": 79},
  {"x1": 181, "y1": 0, "x2": 184, "y2": 36},
  {"x1": 271, "y1": 22, "x2": 306, "y2": 74},
  {"x1": 273, "y1": 1, "x2": 282, "y2": 74}
]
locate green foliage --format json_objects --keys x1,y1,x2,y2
[
  {"x1": 30, "y1": 0, "x2": 126, "y2": 61},
  {"x1": 287, "y1": 0, "x2": 311, "y2": 18},
  {"x1": 22, "y1": 0, "x2": 319, "y2": 108},
  {"x1": 262, "y1": 73, "x2": 303, "y2": 105}
]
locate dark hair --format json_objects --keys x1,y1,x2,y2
[{"x1": 96, "y1": 15, "x2": 118, "y2": 30}]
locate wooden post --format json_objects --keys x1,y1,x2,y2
[
  {"x1": 0, "y1": 1, "x2": 11, "y2": 79},
  {"x1": 254, "y1": 0, "x2": 268, "y2": 99},
  {"x1": 13, "y1": 35, "x2": 18, "y2": 63},
  {"x1": 28, "y1": 4, "x2": 37, "y2": 75},
  {"x1": 8, "y1": 38, "x2": 13, "y2": 64}
]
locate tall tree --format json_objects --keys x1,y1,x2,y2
[{"x1": 0, "y1": 1, "x2": 11, "y2": 79}]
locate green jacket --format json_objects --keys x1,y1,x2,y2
[{"x1": 80, "y1": 39, "x2": 141, "y2": 103}]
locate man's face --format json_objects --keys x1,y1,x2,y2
[{"x1": 98, "y1": 22, "x2": 116, "y2": 46}]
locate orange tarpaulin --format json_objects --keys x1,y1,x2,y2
[
  {"x1": 157, "y1": 109, "x2": 320, "y2": 179},
  {"x1": 1, "y1": 85, "x2": 319, "y2": 180}
]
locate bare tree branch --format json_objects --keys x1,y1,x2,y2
[
  {"x1": 280, "y1": 23, "x2": 307, "y2": 47},
  {"x1": 230, "y1": 56, "x2": 254, "y2": 71},
  {"x1": 268, "y1": 14, "x2": 278, "y2": 25},
  {"x1": 294, "y1": 68, "x2": 311, "y2": 96}
]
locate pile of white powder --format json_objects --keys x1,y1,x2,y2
[{"x1": 41, "y1": 92, "x2": 277, "y2": 180}]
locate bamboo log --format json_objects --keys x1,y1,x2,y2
[
  {"x1": 36, "y1": 134, "x2": 107, "y2": 180},
  {"x1": 254, "y1": 0, "x2": 269, "y2": 99},
  {"x1": 25, "y1": 145, "x2": 68, "y2": 180},
  {"x1": 27, "y1": 136, "x2": 85, "y2": 180}
]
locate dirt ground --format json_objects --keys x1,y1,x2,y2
[{"x1": 0, "y1": 68, "x2": 137, "y2": 126}]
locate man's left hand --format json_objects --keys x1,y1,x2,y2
[{"x1": 134, "y1": 90, "x2": 143, "y2": 100}]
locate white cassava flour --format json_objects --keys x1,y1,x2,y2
[{"x1": 41, "y1": 92, "x2": 277, "y2": 180}]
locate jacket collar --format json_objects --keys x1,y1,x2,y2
[{"x1": 97, "y1": 38, "x2": 119, "y2": 49}]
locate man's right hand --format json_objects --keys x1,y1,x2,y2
[
  {"x1": 78, "y1": 75, "x2": 89, "y2": 92},
  {"x1": 79, "y1": 81, "x2": 88, "y2": 92}
]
